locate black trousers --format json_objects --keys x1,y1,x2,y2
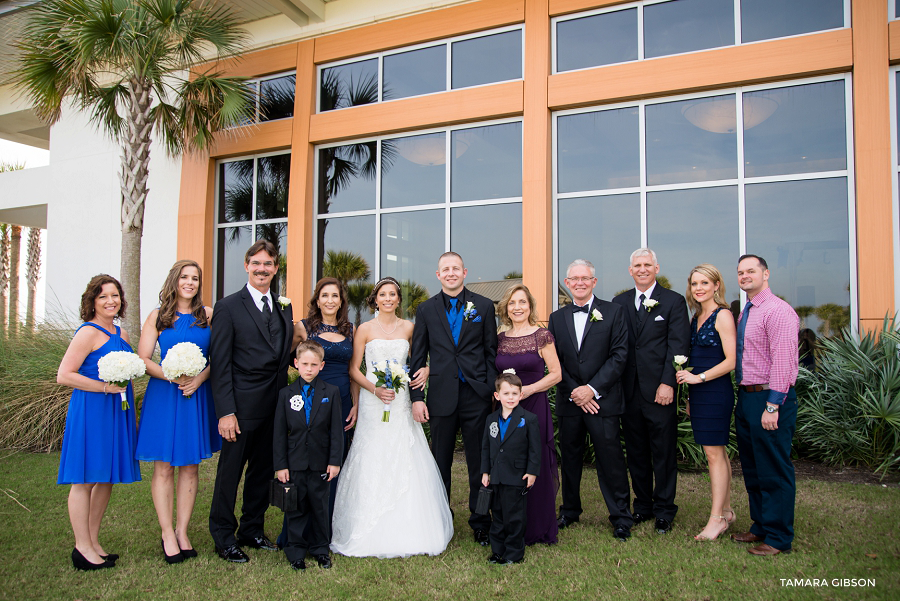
[
  {"x1": 621, "y1": 391, "x2": 679, "y2": 522},
  {"x1": 209, "y1": 415, "x2": 274, "y2": 548},
  {"x1": 283, "y1": 469, "x2": 331, "y2": 562},
  {"x1": 558, "y1": 412, "x2": 632, "y2": 528},
  {"x1": 490, "y1": 483, "x2": 527, "y2": 562},
  {"x1": 429, "y1": 381, "x2": 491, "y2": 531}
]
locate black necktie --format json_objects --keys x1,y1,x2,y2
[
  {"x1": 573, "y1": 303, "x2": 589, "y2": 314},
  {"x1": 261, "y1": 296, "x2": 276, "y2": 343},
  {"x1": 636, "y1": 293, "x2": 647, "y2": 325}
]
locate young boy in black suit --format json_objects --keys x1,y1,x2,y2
[
  {"x1": 274, "y1": 340, "x2": 344, "y2": 571},
  {"x1": 480, "y1": 372, "x2": 541, "y2": 565}
]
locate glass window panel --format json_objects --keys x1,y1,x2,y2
[
  {"x1": 643, "y1": 0, "x2": 734, "y2": 59},
  {"x1": 745, "y1": 178, "x2": 851, "y2": 337},
  {"x1": 256, "y1": 154, "x2": 291, "y2": 220},
  {"x1": 741, "y1": 0, "x2": 843, "y2": 43},
  {"x1": 647, "y1": 187, "x2": 740, "y2": 304},
  {"x1": 380, "y1": 210, "x2": 444, "y2": 320},
  {"x1": 317, "y1": 215, "x2": 377, "y2": 325},
  {"x1": 253, "y1": 222, "x2": 288, "y2": 297},
  {"x1": 451, "y1": 30, "x2": 522, "y2": 89},
  {"x1": 259, "y1": 75, "x2": 295, "y2": 121},
  {"x1": 218, "y1": 159, "x2": 254, "y2": 223},
  {"x1": 451, "y1": 122, "x2": 522, "y2": 202},
  {"x1": 743, "y1": 81, "x2": 846, "y2": 178},
  {"x1": 383, "y1": 45, "x2": 446, "y2": 101},
  {"x1": 556, "y1": 9, "x2": 638, "y2": 72},
  {"x1": 319, "y1": 59, "x2": 378, "y2": 112},
  {"x1": 557, "y1": 194, "x2": 640, "y2": 303},
  {"x1": 557, "y1": 107, "x2": 640, "y2": 193},
  {"x1": 896, "y1": 73, "x2": 900, "y2": 165},
  {"x1": 318, "y1": 143, "x2": 377, "y2": 214},
  {"x1": 216, "y1": 225, "x2": 252, "y2": 301},
  {"x1": 381, "y1": 133, "x2": 446, "y2": 208},
  {"x1": 645, "y1": 94, "x2": 738, "y2": 185},
  {"x1": 897, "y1": 0, "x2": 900, "y2": 19},
  {"x1": 451, "y1": 204, "x2": 522, "y2": 283}
]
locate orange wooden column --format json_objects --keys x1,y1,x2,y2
[
  {"x1": 177, "y1": 152, "x2": 216, "y2": 303},
  {"x1": 522, "y1": 0, "x2": 553, "y2": 320},
  {"x1": 286, "y1": 39, "x2": 318, "y2": 311},
  {"x1": 853, "y1": 0, "x2": 895, "y2": 332}
]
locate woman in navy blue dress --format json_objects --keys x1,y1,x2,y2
[
  {"x1": 675, "y1": 264, "x2": 736, "y2": 541},
  {"x1": 135, "y1": 260, "x2": 219, "y2": 563},
  {"x1": 57, "y1": 275, "x2": 140, "y2": 570}
]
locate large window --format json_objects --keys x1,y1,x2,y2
[
  {"x1": 554, "y1": 76, "x2": 855, "y2": 337},
  {"x1": 238, "y1": 72, "x2": 296, "y2": 124},
  {"x1": 553, "y1": 0, "x2": 847, "y2": 73},
  {"x1": 318, "y1": 26, "x2": 523, "y2": 112},
  {"x1": 215, "y1": 152, "x2": 291, "y2": 301},
  {"x1": 316, "y1": 120, "x2": 523, "y2": 323},
  {"x1": 892, "y1": 68, "x2": 900, "y2": 306}
]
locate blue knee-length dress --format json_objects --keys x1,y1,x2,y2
[
  {"x1": 688, "y1": 308, "x2": 736, "y2": 446},
  {"x1": 135, "y1": 312, "x2": 221, "y2": 466},
  {"x1": 57, "y1": 322, "x2": 141, "y2": 484}
]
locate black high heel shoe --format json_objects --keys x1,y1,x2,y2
[
  {"x1": 179, "y1": 547, "x2": 198, "y2": 559},
  {"x1": 161, "y1": 539, "x2": 184, "y2": 564},
  {"x1": 100, "y1": 553, "x2": 118, "y2": 563},
  {"x1": 71, "y1": 548, "x2": 115, "y2": 571}
]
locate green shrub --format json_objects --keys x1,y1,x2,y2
[{"x1": 796, "y1": 315, "x2": 900, "y2": 476}]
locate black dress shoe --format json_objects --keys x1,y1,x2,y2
[
  {"x1": 162, "y1": 539, "x2": 185, "y2": 564},
  {"x1": 655, "y1": 518, "x2": 673, "y2": 534},
  {"x1": 557, "y1": 515, "x2": 580, "y2": 529},
  {"x1": 237, "y1": 535, "x2": 278, "y2": 551},
  {"x1": 632, "y1": 512, "x2": 650, "y2": 525},
  {"x1": 613, "y1": 526, "x2": 631, "y2": 542},
  {"x1": 488, "y1": 553, "x2": 503, "y2": 564},
  {"x1": 100, "y1": 553, "x2": 118, "y2": 563},
  {"x1": 502, "y1": 557, "x2": 524, "y2": 564},
  {"x1": 179, "y1": 548, "x2": 198, "y2": 559},
  {"x1": 473, "y1": 529, "x2": 490, "y2": 546},
  {"x1": 215, "y1": 545, "x2": 249, "y2": 563},
  {"x1": 314, "y1": 554, "x2": 332, "y2": 569},
  {"x1": 291, "y1": 558, "x2": 306, "y2": 571},
  {"x1": 71, "y1": 548, "x2": 115, "y2": 571}
]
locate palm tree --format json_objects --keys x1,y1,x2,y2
[
  {"x1": 15, "y1": 0, "x2": 254, "y2": 336},
  {"x1": 398, "y1": 280, "x2": 430, "y2": 319},
  {"x1": 25, "y1": 227, "x2": 42, "y2": 331},
  {"x1": 0, "y1": 224, "x2": 8, "y2": 337},
  {"x1": 323, "y1": 250, "x2": 371, "y2": 326},
  {"x1": 9, "y1": 226, "x2": 21, "y2": 335},
  {"x1": 346, "y1": 281, "x2": 374, "y2": 328}
]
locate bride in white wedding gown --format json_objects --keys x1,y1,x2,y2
[{"x1": 331, "y1": 277, "x2": 453, "y2": 558}]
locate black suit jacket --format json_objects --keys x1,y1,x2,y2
[
  {"x1": 273, "y1": 377, "x2": 344, "y2": 472},
  {"x1": 210, "y1": 286, "x2": 294, "y2": 421},
  {"x1": 409, "y1": 288, "x2": 498, "y2": 414},
  {"x1": 612, "y1": 285, "x2": 690, "y2": 402},
  {"x1": 480, "y1": 406, "x2": 541, "y2": 485},
  {"x1": 547, "y1": 296, "x2": 629, "y2": 418}
]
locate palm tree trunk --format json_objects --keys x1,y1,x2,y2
[
  {"x1": 119, "y1": 80, "x2": 152, "y2": 340},
  {"x1": 9, "y1": 225, "x2": 21, "y2": 335},
  {"x1": 0, "y1": 224, "x2": 8, "y2": 337},
  {"x1": 25, "y1": 227, "x2": 42, "y2": 331}
]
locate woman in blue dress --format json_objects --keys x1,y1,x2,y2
[
  {"x1": 675, "y1": 264, "x2": 737, "y2": 541},
  {"x1": 57, "y1": 275, "x2": 140, "y2": 570},
  {"x1": 135, "y1": 260, "x2": 219, "y2": 563}
]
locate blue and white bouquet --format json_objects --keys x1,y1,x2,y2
[
  {"x1": 97, "y1": 351, "x2": 146, "y2": 410},
  {"x1": 160, "y1": 342, "x2": 207, "y2": 398},
  {"x1": 370, "y1": 358, "x2": 410, "y2": 422}
]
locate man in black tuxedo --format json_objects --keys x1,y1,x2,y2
[
  {"x1": 410, "y1": 251, "x2": 498, "y2": 545},
  {"x1": 209, "y1": 239, "x2": 294, "y2": 562},
  {"x1": 548, "y1": 259, "x2": 633, "y2": 541},
  {"x1": 612, "y1": 248, "x2": 690, "y2": 534}
]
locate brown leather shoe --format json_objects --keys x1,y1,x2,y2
[
  {"x1": 748, "y1": 543, "x2": 790, "y2": 556},
  {"x1": 731, "y1": 531, "x2": 764, "y2": 543}
]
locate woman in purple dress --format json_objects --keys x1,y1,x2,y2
[{"x1": 495, "y1": 284, "x2": 562, "y2": 545}]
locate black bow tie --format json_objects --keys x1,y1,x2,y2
[{"x1": 573, "y1": 304, "x2": 590, "y2": 314}]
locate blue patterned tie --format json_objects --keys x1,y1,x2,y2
[
  {"x1": 302, "y1": 384, "x2": 312, "y2": 424},
  {"x1": 735, "y1": 301, "x2": 752, "y2": 385}
]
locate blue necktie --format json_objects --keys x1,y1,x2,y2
[
  {"x1": 735, "y1": 301, "x2": 752, "y2": 385},
  {"x1": 302, "y1": 384, "x2": 312, "y2": 424},
  {"x1": 445, "y1": 298, "x2": 466, "y2": 381}
]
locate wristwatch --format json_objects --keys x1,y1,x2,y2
[
  {"x1": 765, "y1": 403, "x2": 779, "y2": 413},
  {"x1": 699, "y1": 372, "x2": 706, "y2": 383}
]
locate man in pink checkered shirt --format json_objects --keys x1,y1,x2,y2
[{"x1": 730, "y1": 254, "x2": 799, "y2": 557}]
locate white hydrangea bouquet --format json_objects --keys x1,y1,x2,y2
[
  {"x1": 97, "y1": 351, "x2": 146, "y2": 410},
  {"x1": 370, "y1": 358, "x2": 410, "y2": 422},
  {"x1": 160, "y1": 342, "x2": 208, "y2": 398}
]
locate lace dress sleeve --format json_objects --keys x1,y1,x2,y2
[{"x1": 535, "y1": 327, "x2": 555, "y2": 349}]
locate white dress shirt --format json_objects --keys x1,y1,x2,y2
[
  {"x1": 246, "y1": 283, "x2": 273, "y2": 313},
  {"x1": 634, "y1": 281, "x2": 657, "y2": 311},
  {"x1": 571, "y1": 298, "x2": 600, "y2": 400}
]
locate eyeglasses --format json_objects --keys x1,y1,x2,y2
[{"x1": 566, "y1": 277, "x2": 595, "y2": 283}]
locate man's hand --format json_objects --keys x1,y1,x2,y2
[
  {"x1": 761, "y1": 409, "x2": 779, "y2": 431},
  {"x1": 523, "y1": 473, "x2": 536, "y2": 488},
  {"x1": 326, "y1": 465, "x2": 341, "y2": 481},
  {"x1": 655, "y1": 383, "x2": 674, "y2": 406},
  {"x1": 410, "y1": 367, "x2": 429, "y2": 390},
  {"x1": 482, "y1": 473, "x2": 490, "y2": 487},
  {"x1": 276, "y1": 469, "x2": 290, "y2": 483},
  {"x1": 412, "y1": 401, "x2": 430, "y2": 423},
  {"x1": 571, "y1": 385, "x2": 599, "y2": 414},
  {"x1": 218, "y1": 415, "x2": 240, "y2": 442}
]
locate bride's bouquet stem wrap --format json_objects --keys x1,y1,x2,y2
[
  {"x1": 97, "y1": 351, "x2": 146, "y2": 410},
  {"x1": 371, "y1": 359, "x2": 410, "y2": 423}
]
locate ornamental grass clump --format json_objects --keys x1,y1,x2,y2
[{"x1": 796, "y1": 315, "x2": 900, "y2": 476}]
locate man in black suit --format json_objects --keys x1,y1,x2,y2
[
  {"x1": 410, "y1": 251, "x2": 498, "y2": 545},
  {"x1": 209, "y1": 239, "x2": 294, "y2": 562},
  {"x1": 612, "y1": 248, "x2": 690, "y2": 534},
  {"x1": 548, "y1": 259, "x2": 633, "y2": 541}
]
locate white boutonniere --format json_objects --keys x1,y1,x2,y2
[
  {"x1": 643, "y1": 298, "x2": 659, "y2": 312},
  {"x1": 277, "y1": 296, "x2": 291, "y2": 309},
  {"x1": 489, "y1": 422, "x2": 499, "y2": 438},
  {"x1": 590, "y1": 309, "x2": 603, "y2": 322},
  {"x1": 289, "y1": 394, "x2": 304, "y2": 412}
]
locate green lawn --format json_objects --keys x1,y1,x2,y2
[{"x1": 0, "y1": 451, "x2": 897, "y2": 601}]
